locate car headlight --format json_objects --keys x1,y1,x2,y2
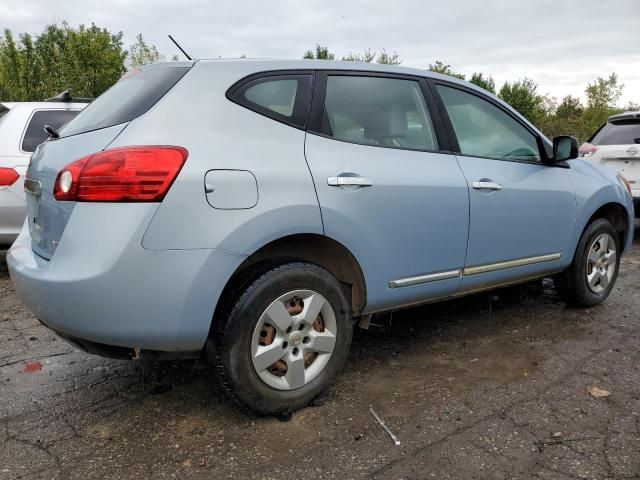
[{"x1": 617, "y1": 173, "x2": 632, "y2": 197}]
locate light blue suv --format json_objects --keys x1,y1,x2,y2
[{"x1": 8, "y1": 60, "x2": 635, "y2": 414}]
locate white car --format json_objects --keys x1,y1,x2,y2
[
  {"x1": 0, "y1": 98, "x2": 86, "y2": 245},
  {"x1": 580, "y1": 111, "x2": 640, "y2": 217}
]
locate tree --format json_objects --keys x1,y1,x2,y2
[
  {"x1": 341, "y1": 49, "x2": 376, "y2": 63},
  {"x1": 585, "y1": 73, "x2": 623, "y2": 110},
  {"x1": 0, "y1": 23, "x2": 167, "y2": 101},
  {"x1": 126, "y1": 34, "x2": 164, "y2": 70},
  {"x1": 303, "y1": 45, "x2": 335, "y2": 60},
  {"x1": 428, "y1": 61, "x2": 465, "y2": 80},
  {"x1": 498, "y1": 78, "x2": 545, "y2": 125},
  {"x1": 341, "y1": 48, "x2": 401, "y2": 64},
  {"x1": 375, "y1": 49, "x2": 401, "y2": 65},
  {"x1": 581, "y1": 73, "x2": 625, "y2": 136},
  {"x1": 555, "y1": 95, "x2": 583, "y2": 118},
  {"x1": 469, "y1": 72, "x2": 495, "y2": 94}
]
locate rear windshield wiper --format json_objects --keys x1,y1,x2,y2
[{"x1": 43, "y1": 124, "x2": 60, "y2": 139}]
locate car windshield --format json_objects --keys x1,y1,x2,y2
[{"x1": 589, "y1": 120, "x2": 640, "y2": 145}]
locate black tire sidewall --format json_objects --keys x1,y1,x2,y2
[
  {"x1": 570, "y1": 219, "x2": 621, "y2": 306},
  {"x1": 217, "y1": 263, "x2": 352, "y2": 414}
]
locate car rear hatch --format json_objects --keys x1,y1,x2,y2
[
  {"x1": 24, "y1": 62, "x2": 193, "y2": 259},
  {"x1": 591, "y1": 117, "x2": 640, "y2": 191}
]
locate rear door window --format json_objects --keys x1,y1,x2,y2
[
  {"x1": 59, "y1": 66, "x2": 191, "y2": 138},
  {"x1": 21, "y1": 110, "x2": 80, "y2": 152},
  {"x1": 590, "y1": 121, "x2": 640, "y2": 145},
  {"x1": 316, "y1": 75, "x2": 438, "y2": 151},
  {"x1": 228, "y1": 74, "x2": 313, "y2": 129}
]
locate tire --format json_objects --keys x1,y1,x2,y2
[
  {"x1": 207, "y1": 261, "x2": 353, "y2": 415},
  {"x1": 556, "y1": 218, "x2": 621, "y2": 307}
]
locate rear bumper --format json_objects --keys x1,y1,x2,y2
[{"x1": 7, "y1": 203, "x2": 245, "y2": 352}]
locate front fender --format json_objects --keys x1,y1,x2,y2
[{"x1": 568, "y1": 160, "x2": 634, "y2": 256}]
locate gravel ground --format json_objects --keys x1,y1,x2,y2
[{"x1": 1, "y1": 229, "x2": 639, "y2": 479}]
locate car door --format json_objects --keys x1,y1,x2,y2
[
  {"x1": 432, "y1": 82, "x2": 577, "y2": 291},
  {"x1": 304, "y1": 72, "x2": 470, "y2": 313}
]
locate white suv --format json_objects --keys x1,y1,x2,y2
[
  {"x1": 581, "y1": 111, "x2": 640, "y2": 217},
  {"x1": 0, "y1": 99, "x2": 86, "y2": 245}
]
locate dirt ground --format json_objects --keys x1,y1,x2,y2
[{"x1": 1, "y1": 229, "x2": 639, "y2": 479}]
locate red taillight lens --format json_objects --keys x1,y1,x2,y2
[
  {"x1": 0, "y1": 167, "x2": 19, "y2": 187},
  {"x1": 53, "y1": 146, "x2": 188, "y2": 202}
]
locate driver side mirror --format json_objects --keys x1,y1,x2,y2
[{"x1": 553, "y1": 135, "x2": 579, "y2": 162}]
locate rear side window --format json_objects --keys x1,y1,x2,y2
[
  {"x1": 228, "y1": 74, "x2": 313, "y2": 129},
  {"x1": 436, "y1": 85, "x2": 540, "y2": 162},
  {"x1": 21, "y1": 110, "x2": 79, "y2": 152},
  {"x1": 59, "y1": 66, "x2": 190, "y2": 137},
  {"x1": 590, "y1": 121, "x2": 640, "y2": 145},
  {"x1": 318, "y1": 75, "x2": 438, "y2": 151}
]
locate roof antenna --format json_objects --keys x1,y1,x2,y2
[{"x1": 168, "y1": 35, "x2": 192, "y2": 60}]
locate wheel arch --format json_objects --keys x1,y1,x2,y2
[
  {"x1": 575, "y1": 202, "x2": 630, "y2": 259},
  {"x1": 218, "y1": 233, "x2": 367, "y2": 316}
]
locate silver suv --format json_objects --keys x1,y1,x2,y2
[
  {"x1": 7, "y1": 61, "x2": 634, "y2": 415},
  {"x1": 0, "y1": 98, "x2": 85, "y2": 245}
]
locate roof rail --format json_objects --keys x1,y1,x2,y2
[{"x1": 45, "y1": 90, "x2": 93, "y2": 103}]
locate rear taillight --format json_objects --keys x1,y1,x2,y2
[
  {"x1": 53, "y1": 146, "x2": 188, "y2": 202},
  {"x1": 0, "y1": 167, "x2": 19, "y2": 187}
]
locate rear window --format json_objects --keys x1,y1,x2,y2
[
  {"x1": 21, "y1": 110, "x2": 80, "y2": 152},
  {"x1": 59, "y1": 66, "x2": 190, "y2": 137},
  {"x1": 590, "y1": 120, "x2": 640, "y2": 145}
]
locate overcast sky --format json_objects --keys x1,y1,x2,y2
[{"x1": 3, "y1": 0, "x2": 639, "y2": 104}]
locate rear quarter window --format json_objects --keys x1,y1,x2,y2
[
  {"x1": 590, "y1": 120, "x2": 640, "y2": 145},
  {"x1": 21, "y1": 109, "x2": 80, "y2": 152},
  {"x1": 59, "y1": 66, "x2": 191, "y2": 138},
  {"x1": 227, "y1": 73, "x2": 313, "y2": 129}
]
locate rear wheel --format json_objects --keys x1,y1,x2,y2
[
  {"x1": 208, "y1": 261, "x2": 352, "y2": 415},
  {"x1": 556, "y1": 219, "x2": 620, "y2": 307}
]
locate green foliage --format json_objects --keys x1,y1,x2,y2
[
  {"x1": 580, "y1": 73, "x2": 625, "y2": 137},
  {"x1": 428, "y1": 61, "x2": 465, "y2": 80},
  {"x1": 126, "y1": 34, "x2": 164, "y2": 70},
  {"x1": 469, "y1": 72, "x2": 495, "y2": 94},
  {"x1": 0, "y1": 22, "x2": 127, "y2": 100},
  {"x1": 555, "y1": 95, "x2": 583, "y2": 118},
  {"x1": 341, "y1": 49, "x2": 376, "y2": 63},
  {"x1": 498, "y1": 78, "x2": 546, "y2": 125},
  {"x1": 303, "y1": 45, "x2": 335, "y2": 60},
  {"x1": 0, "y1": 23, "x2": 169, "y2": 101},
  {"x1": 341, "y1": 48, "x2": 401, "y2": 65}
]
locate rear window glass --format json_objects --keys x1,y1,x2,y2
[
  {"x1": 590, "y1": 120, "x2": 640, "y2": 145},
  {"x1": 59, "y1": 66, "x2": 190, "y2": 137},
  {"x1": 228, "y1": 74, "x2": 313, "y2": 129},
  {"x1": 244, "y1": 79, "x2": 298, "y2": 116},
  {"x1": 21, "y1": 110, "x2": 80, "y2": 152}
]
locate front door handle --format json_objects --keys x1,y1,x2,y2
[
  {"x1": 327, "y1": 176, "x2": 373, "y2": 187},
  {"x1": 472, "y1": 181, "x2": 502, "y2": 190}
]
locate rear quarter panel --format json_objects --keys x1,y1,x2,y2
[{"x1": 108, "y1": 61, "x2": 323, "y2": 254}]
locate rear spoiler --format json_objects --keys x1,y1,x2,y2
[
  {"x1": 45, "y1": 90, "x2": 93, "y2": 103},
  {"x1": 608, "y1": 111, "x2": 640, "y2": 123}
]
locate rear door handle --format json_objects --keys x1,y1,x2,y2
[
  {"x1": 327, "y1": 176, "x2": 373, "y2": 187},
  {"x1": 472, "y1": 181, "x2": 502, "y2": 190}
]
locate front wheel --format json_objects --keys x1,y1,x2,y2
[
  {"x1": 556, "y1": 218, "x2": 621, "y2": 307},
  {"x1": 208, "y1": 261, "x2": 352, "y2": 415}
]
